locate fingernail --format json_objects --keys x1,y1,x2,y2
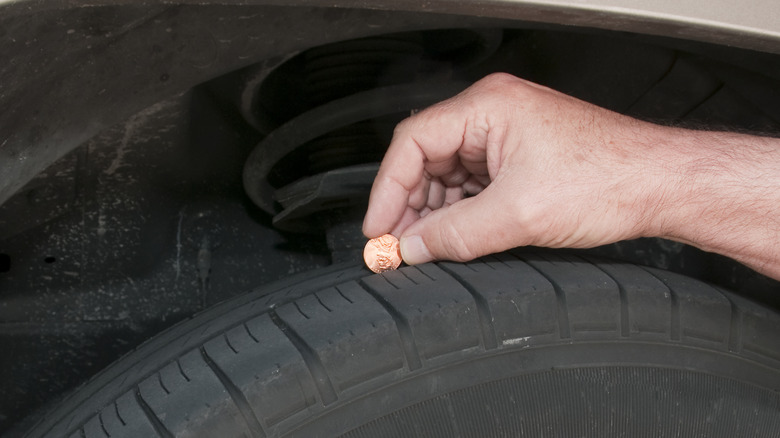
[{"x1": 400, "y1": 235, "x2": 433, "y2": 265}]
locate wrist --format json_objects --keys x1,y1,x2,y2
[
  {"x1": 642, "y1": 127, "x2": 738, "y2": 245},
  {"x1": 642, "y1": 127, "x2": 780, "y2": 273},
  {"x1": 605, "y1": 121, "x2": 690, "y2": 243},
  {"x1": 639, "y1": 125, "x2": 704, "y2": 241}
]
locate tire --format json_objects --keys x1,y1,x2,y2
[{"x1": 21, "y1": 251, "x2": 780, "y2": 437}]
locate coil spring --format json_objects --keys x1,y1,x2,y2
[{"x1": 242, "y1": 29, "x2": 503, "y2": 231}]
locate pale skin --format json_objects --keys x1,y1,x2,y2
[{"x1": 362, "y1": 73, "x2": 780, "y2": 280}]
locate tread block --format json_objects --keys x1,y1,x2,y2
[
  {"x1": 137, "y1": 349, "x2": 248, "y2": 437},
  {"x1": 83, "y1": 415, "x2": 109, "y2": 438},
  {"x1": 522, "y1": 254, "x2": 621, "y2": 337},
  {"x1": 440, "y1": 255, "x2": 558, "y2": 346},
  {"x1": 275, "y1": 283, "x2": 405, "y2": 392},
  {"x1": 728, "y1": 292, "x2": 780, "y2": 363},
  {"x1": 647, "y1": 268, "x2": 731, "y2": 344},
  {"x1": 361, "y1": 265, "x2": 481, "y2": 361},
  {"x1": 203, "y1": 314, "x2": 318, "y2": 427},
  {"x1": 595, "y1": 262, "x2": 673, "y2": 337},
  {"x1": 84, "y1": 391, "x2": 160, "y2": 438},
  {"x1": 743, "y1": 314, "x2": 780, "y2": 363},
  {"x1": 379, "y1": 266, "x2": 440, "y2": 289}
]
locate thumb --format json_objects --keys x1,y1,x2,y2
[{"x1": 399, "y1": 186, "x2": 517, "y2": 264}]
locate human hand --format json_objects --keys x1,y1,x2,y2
[{"x1": 362, "y1": 73, "x2": 669, "y2": 265}]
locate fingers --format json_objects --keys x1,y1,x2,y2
[
  {"x1": 399, "y1": 185, "x2": 517, "y2": 264},
  {"x1": 427, "y1": 179, "x2": 446, "y2": 210},
  {"x1": 379, "y1": 178, "x2": 468, "y2": 238},
  {"x1": 363, "y1": 73, "x2": 518, "y2": 240},
  {"x1": 445, "y1": 185, "x2": 464, "y2": 205},
  {"x1": 363, "y1": 98, "x2": 478, "y2": 238},
  {"x1": 389, "y1": 206, "x2": 422, "y2": 238},
  {"x1": 363, "y1": 170, "x2": 419, "y2": 238}
]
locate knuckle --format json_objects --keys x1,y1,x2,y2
[
  {"x1": 475, "y1": 72, "x2": 519, "y2": 92},
  {"x1": 393, "y1": 117, "x2": 412, "y2": 136},
  {"x1": 510, "y1": 199, "x2": 550, "y2": 245},
  {"x1": 480, "y1": 72, "x2": 514, "y2": 84}
]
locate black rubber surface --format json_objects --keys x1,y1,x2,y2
[{"x1": 21, "y1": 251, "x2": 780, "y2": 437}]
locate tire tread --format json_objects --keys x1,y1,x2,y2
[
  {"x1": 269, "y1": 309, "x2": 338, "y2": 406},
  {"x1": 355, "y1": 279, "x2": 423, "y2": 371},
  {"x1": 23, "y1": 253, "x2": 780, "y2": 438}
]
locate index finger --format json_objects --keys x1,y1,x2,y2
[{"x1": 362, "y1": 102, "x2": 471, "y2": 238}]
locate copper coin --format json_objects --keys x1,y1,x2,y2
[{"x1": 363, "y1": 234, "x2": 402, "y2": 273}]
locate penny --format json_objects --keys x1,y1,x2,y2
[{"x1": 363, "y1": 234, "x2": 403, "y2": 273}]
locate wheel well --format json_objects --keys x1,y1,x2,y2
[{"x1": 2, "y1": 4, "x2": 780, "y2": 434}]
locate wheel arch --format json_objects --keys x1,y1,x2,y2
[{"x1": 1, "y1": 0, "x2": 779, "y2": 206}]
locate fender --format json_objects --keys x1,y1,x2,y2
[{"x1": 0, "y1": 0, "x2": 778, "y2": 206}]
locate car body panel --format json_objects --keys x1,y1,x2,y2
[{"x1": 0, "y1": 0, "x2": 778, "y2": 207}]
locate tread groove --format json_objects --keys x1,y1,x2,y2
[
  {"x1": 314, "y1": 292, "x2": 332, "y2": 312},
  {"x1": 356, "y1": 279, "x2": 423, "y2": 371},
  {"x1": 98, "y1": 411, "x2": 109, "y2": 437},
  {"x1": 244, "y1": 323, "x2": 260, "y2": 343},
  {"x1": 268, "y1": 309, "x2": 339, "y2": 405},
  {"x1": 475, "y1": 257, "x2": 496, "y2": 270},
  {"x1": 586, "y1": 260, "x2": 630, "y2": 338},
  {"x1": 175, "y1": 360, "x2": 190, "y2": 382},
  {"x1": 134, "y1": 389, "x2": 173, "y2": 438},
  {"x1": 200, "y1": 347, "x2": 266, "y2": 438},
  {"x1": 463, "y1": 262, "x2": 479, "y2": 272},
  {"x1": 414, "y1": 265, "x2": 437, "y2": 281},
  {"x1": 485, "y1": 254, "x2": 512, "y2": 269},
  {"x1": 729, "y1": 306, "x2": 743, "y2": 353},
  {"x1": 513, "y1": 254, "x2": 572, "y2": 339},
  {"x1": 723, "y1": 292, "x2": 743, "y2": 353},
  {"x1": 438, "y1": 263, "x2": 499, "y2": 350},
  {"x1": 639, "y1": 266, "x2": 680, "y2": 341},
  {"x1": 156, "y1": 373, "x2": 170, "y2": 395},
  {"x1": 382, "y1": 275, "x2": 402, "y2": 289},
  {"x1": 114, "y1": 401, "x2": 126, "y2": 426},
  {"x1": 293, "y1": 301, "x2": 311, "y2": 319},
  {"x1": 399, "y1": 269, "x2": 419, "y2": 285},
  {"x1": 334, "y1": 285, "x2": 354, "y2": 303},
  {"x1": 224, "y1": 333, "x2": 239, "y2": 354}
]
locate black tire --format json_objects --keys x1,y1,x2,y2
[{"x1": 21, "y1": 251, "x2": 780, "y2": 437}]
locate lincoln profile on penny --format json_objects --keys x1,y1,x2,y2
[{"x1": 363, "y1": 234, "x2": 403, "y2": 273}]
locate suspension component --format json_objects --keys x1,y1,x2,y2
[{"x1": 240, "y1": 29, "x2": 502, "y2": 232}]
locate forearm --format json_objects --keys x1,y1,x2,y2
[{"x1": 647, "y1": 127, "x2": 780, "y2": 279}]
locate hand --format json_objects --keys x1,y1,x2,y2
[{"x1": 362, "y1": 73, "x2": 666, "y2": 264}]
